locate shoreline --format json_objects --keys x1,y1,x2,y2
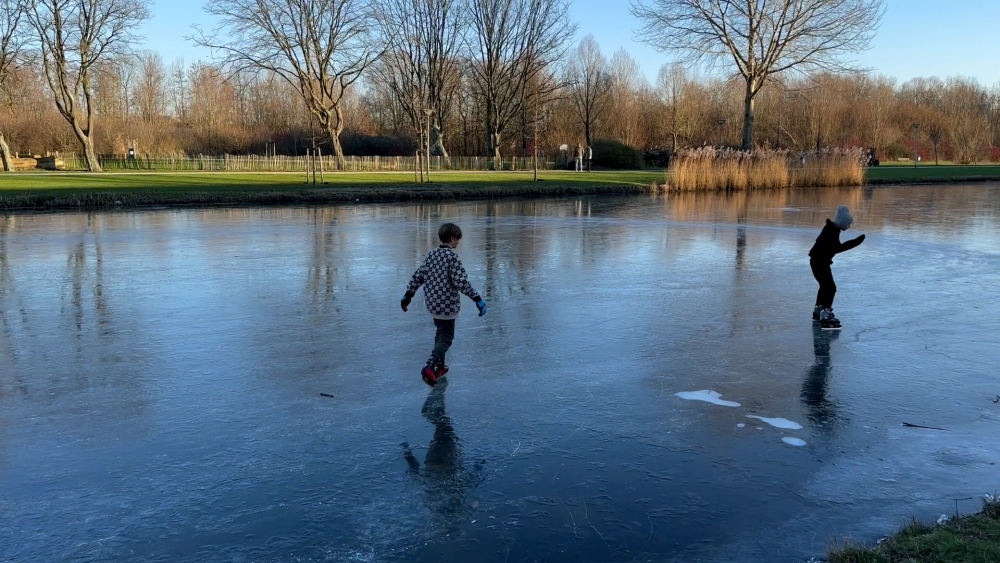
[
  {"x1": 828, "y1": 496, "x2": 999, "y2": 562},
  {"x1": 0, "y1": 183, "x2": 659, "y2": 211},
  {"x1": 2, "y1": 173, "x2": 1000, "y2": 212}
]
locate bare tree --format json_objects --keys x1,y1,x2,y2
[
  {"x1": 464, "y1": 0, "x2": 575, "y2": 159},
  {"x1": 194, "y1": 0, "x2": 380, "y2": 166},
  {"x1": 25, "y1": 0, "x2": 150, "y2": 171},
  {"x1": 169, "y1": 58, "x2": 189, "y2": 121},
  {"x1": 373, "y1": 0, "x2": 463, "y2": 158},
  {"x1": 631, "y1": 0, "x2": 884, "y2": 149},
  {"x1": 0, "y1": 0, "x2": 26, "y2": 171},
  {"x1": 658, "y1": 62, "x2": 695, "y2": 152},
  {"x1": 566, "y1": 35, "x2": 610, "y2": 146},
  {"x1": 943, "y1": 77, "x2": 989, "y2": 164},
  {"x1": 608, "y1": 49, "x2": 644, "y2": 148},
  {"x1": 135, "y1": 51, "x2": 167, "y2": 122}
]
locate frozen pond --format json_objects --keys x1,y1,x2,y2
[{"x1": 2, "y1": 185, "x2": 999, "y2": 562}]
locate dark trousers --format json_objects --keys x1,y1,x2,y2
[
  {"x1": 430, "y1": 318, "x2": 456, "y2": 365},
  {"x1": 810, "y1": 259, "x2": 837, "y2": 309}
]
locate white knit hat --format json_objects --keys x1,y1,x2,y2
[{"x1": 833, "y1": 205, "x2": 854, "y2": 229}]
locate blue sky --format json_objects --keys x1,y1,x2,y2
[{"x1": 140, "y1": 0, "x2": 1000, "y2": 86}]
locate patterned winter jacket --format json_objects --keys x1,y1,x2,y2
[{"x1": 406, "y1": 245, "x2": 482, "y2": 319}]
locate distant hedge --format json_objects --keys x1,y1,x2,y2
[{"x1": 591, "y1": 139, "x2": 644, "y2": 169}]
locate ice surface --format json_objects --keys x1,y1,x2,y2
[
  {"x1": 2, "y1": 186, "x2": 1000, "y2": 562},
  {"x1": 782, "y1": 437, "x2": 808, "y2": 447},
  {"x1": 675, "y1": 390, "x2": 742, "y2": 407}
]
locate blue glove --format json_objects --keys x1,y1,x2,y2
[
  {"x1": 401, "y1": 291, "x2": 413, "y2": 312},
  {"x1": 475, "y1": 299, "x2": 487, "y2": 317}
]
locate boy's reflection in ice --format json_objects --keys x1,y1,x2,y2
[
  {"x1": 402, "y1": 377, "x2": 485, "y2": 523},
  {"x1": 801, "y1": 325, "x2": 842, "y2": 433}
]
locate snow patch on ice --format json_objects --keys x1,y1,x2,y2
[
  {"x1": 747, "y1": 415, "x2": 804, "y2": 430},
  {"x1": 782, "y1": 437, "x2": 807, "y2": 447},
  {"x1": 675, "y1": 390, "x2": 741, "y2": 407},
  {"x1": 736, "y1": 423, "x2": 746, "y2": 428}
]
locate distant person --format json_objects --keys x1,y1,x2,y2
[
  {"x1": 401, "y1": 223, "x2": 487, "y2": 386},
  {"x1": 575, "y1": 143, "x2": 583, "y2": 172},
  {"x1": 809, "y1": 205, "x2": 865, "y2": 329},
  {"x1": 586, "y1": 145, "x2": 593, "y2": 172}
]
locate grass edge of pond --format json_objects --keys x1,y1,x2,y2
[
  {"x1": 828, "y1": 495, "x2": 1000, "y2": 563},
  {"x1": 3, "y1": 167, "x2": 1000, "y2": 211},
  {"x1": 0, "y1": 183, "x2": 661, "y2": 211}
]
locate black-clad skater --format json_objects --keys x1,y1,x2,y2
[
  {"x1": 401, "y1": 223, "x2": 487, "y2": 387},
  {"x1": 809, "y1": 205, "x2": 865, "y2": 329}
]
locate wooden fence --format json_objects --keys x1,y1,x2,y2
[{"x1": 60, "y1": 154, "x2": 558, "y2": 173}]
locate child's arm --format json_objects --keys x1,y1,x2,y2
[
  {"x1": 401, "y1": 263, "x2": 427, "y2": 311},
  {"x1": 837, "y1": 234, "x2": 866, "y2": 253},
  {"x1": 450, "y1": 255, "x2": 486, "y2": 316},
  {"x1": 450, "y1": 259, "x2": 481, "y2": 303}
]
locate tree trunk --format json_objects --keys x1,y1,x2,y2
[
  {"x1": 0, "y1": 133, "x2": 12, "y2": 172},
  {"x1": 330, "y1": 133, "x2": 344, "y2": 171},
  {"x1": 741, "y1": 79, "x2": 757, "y2": 150},
  {"x1": 431, "y1": 121, "x2": 449, "y2": 159},
  {"x1": 81, "y1": 135, "x2": 102, "y2": 172},
  {"x1": 491, "y1": 132, "x2": 502, "y2": 159},
  {"x1": 318, "y1": 106, "x2": 347, "y2": 171}
]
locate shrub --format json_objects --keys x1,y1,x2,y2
[{"x1": 591, "y1": 139, "x2": 644, "y2": 170}]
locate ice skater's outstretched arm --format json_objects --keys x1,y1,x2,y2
[
  {"x1": 401, "y1": 263, "x2": 427, "y2": 311},
  {"x1": 406, "y1": 263, "x2": 427, "y2": 294},
  {"x1": 837, "y1": 234, "x2": 866, "y2": 254},
  {"x1": 450, "y1": 261, "x2": 481, "y2": 303}
]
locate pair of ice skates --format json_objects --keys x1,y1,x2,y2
[
  {"x1": 812, "y1": 306, "x2": 842, "y2": 330},
  {"x1": 420, "y1": 363, "x2": 449, "y2": 387}
]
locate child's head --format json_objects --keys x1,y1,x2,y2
[
  {"x1": 833, "y1": 205, "x2": 854, "y2": 230},
  {"x1": 438, "y1": 223, "x2": 463, "y2": 247}
]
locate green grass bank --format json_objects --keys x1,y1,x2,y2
[
  {"x1": 0, "y1": 170, "x2": 664, "y2": 210},
  {"x1": 866, "y1": 164, "x2": 1000, "y2": 183},
  {"x1": 1, "y1": 165, "x2": 999, "y2": 210},
  {"x1": 829, "y1": 496, "x2": 1000, "y2": 563}
]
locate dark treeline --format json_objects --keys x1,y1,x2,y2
[{"x1": 1, "y1": 0, "x2": 998, "y2": 167}]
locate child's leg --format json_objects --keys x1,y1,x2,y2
[
  {"x1": 810, "y1": 261, "x2": 836, "y2": 309},
  {"x1": 429, "y1": 319, "x2": 456, "y2": 367}
]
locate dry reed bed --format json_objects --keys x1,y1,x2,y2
[{"x1": 667, "y1": 148, "x2": 866, "y2": 191}]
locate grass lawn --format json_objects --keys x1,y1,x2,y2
[
  {"x1": 0, "y1": 170, "x2": 665, "y2": 194},
  {"x1": 866, "y1": 164, "x2": 1000, "y2": 182},
  {"x1": 0, "y1": 170, "x2": 667, "y2": 209},
  {"x1": 2, "y1": 166, "x2": 1000, "y2": 210},
  {"x1": 829, "y1": 498, "x2": 1000, "y2": 563}
]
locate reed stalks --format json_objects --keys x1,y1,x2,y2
[{"x1": 667, "y1": 147, "x2": 866, "y2": 191}]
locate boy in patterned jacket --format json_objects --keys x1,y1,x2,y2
[{"x1": 401, "y1": 223, "x2": 487, "y2": 387}]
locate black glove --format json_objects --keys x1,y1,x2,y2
[
  {"x1": 855, "y1": 234, "x2": 866, "y2": 244},
  {"x1": 401, "y1": 291, "x2": 414, "y2": 312}
]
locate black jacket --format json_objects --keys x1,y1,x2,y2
[{"x1": 809, "y1": 219, "x2": 864, "y2": 264}]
